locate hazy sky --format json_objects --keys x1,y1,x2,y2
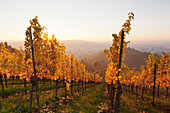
[{"x1": 0, "y1": 0, "x2": 170, "y2": 43}]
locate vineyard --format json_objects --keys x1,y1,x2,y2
[{"x1": 0, "y1": 13, "x2": 169, "y2": 113}]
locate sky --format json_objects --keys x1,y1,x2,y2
[{"x1": 0, "y1": 0, "x2": 170, "y2": 43}]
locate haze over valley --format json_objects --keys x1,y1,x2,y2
[{"x1": 4, "y1": 40, "x2": 170, "y2": 59}]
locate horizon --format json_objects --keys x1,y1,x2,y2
[
  {"x1": 1, "y1": 39, "x2": 170, "y2": 50},
  {"x1": 1, "y1": 38, "x2": 170, "y2": 44}
]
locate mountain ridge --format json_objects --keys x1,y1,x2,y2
[{"x1": 81, "y1": 47, "x2": 152, "y2": 76}]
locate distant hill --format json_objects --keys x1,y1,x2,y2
[
  {"x1": 81, "y1": 47, "x2": 160, "y2": 76},
  {"x1": 124, "y1": 47, "x2": 149, "y2": 69}
]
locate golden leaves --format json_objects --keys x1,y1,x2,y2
[{"x1": 0, "y1": 16, "x2": 103, "y2": 85}]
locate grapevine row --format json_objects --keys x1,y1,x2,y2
[{"x1": 0, "y1": 16, "x2": 103, "y2": 112}]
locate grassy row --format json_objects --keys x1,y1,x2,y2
[
  {"x1": 119, "y1": 87, "x2": 170, "y2": 112},
  {"x1": 0, "y1": 88, "x2": 59, "y2": 112},
  {"x1": 2, "y1": 82, "x2": 168, "y2": 112},
  {"x1": 0, "y1": 80, "x2": 94, "y2": 97},
  {"x1": 55, "y1": 83, "x2": 106, "y2": 113},
  {"x1": 123, "y1": 88, "x2": 170, "y2": 107},
  {"x1": 0, "y1": 82, "x2": 94, "y2": 112},
  {"x1": 0, "y1": 81, "x2": 66, "y2": 97},
  {"x1": 95, "y1": 84, "x2": 169, "y2": 113},
  {"x1": 121, "y1": 92, "x2": 160, "y2": 113}
]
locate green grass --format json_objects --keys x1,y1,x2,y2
[
  {"x1": 0, "y1": 81, "x2": 94, "y2": 112},
  {"x1": 120, "y1": 88, "x2": 170, "y2": 113},
  {"x1": 1, "y1": 82, "x2": 169, "y2": 113},
  {"x1": 121, "y1": 92, "x2": 160, "y2": 113},
  {"x1": 0, "y1": 85, "x2": 27, "y2": 97},
  {"x1": 56, "y1": 83, "x2": 106, "y2": 113},
  {"x1": 0, "y1": 86, "x2": 64, "y2": 112},
  {"x1": 0, "y1": 81, "x2": 63, "y2": 97}
]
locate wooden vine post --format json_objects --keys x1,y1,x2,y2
[
  {"x1": 29, "y1": 28, "x2": 40, "y2": 113},
  {"x1": 153, "y1": 62, "x2": 156, "y2": 106},
  {"x1": 0, "y1": 73, "x2": 5, "y2": 98},
  {"x1": 115, "y1": 30, "x2": 124, "y2": 113}
]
